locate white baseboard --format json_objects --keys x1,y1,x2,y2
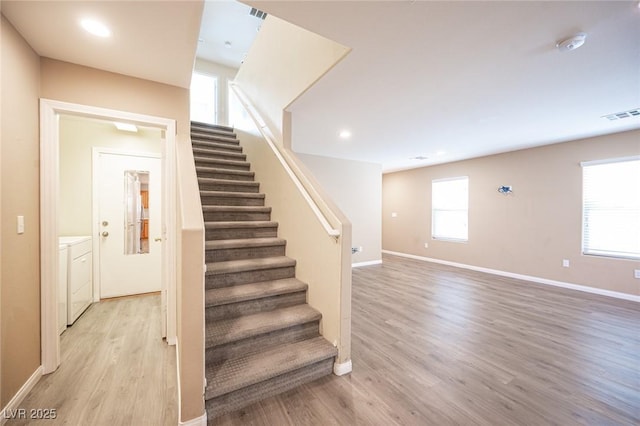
[
  {"x1": 179, "y1": 413, "x2": 207, "y2": 426},
  {"x1": 333, "y1": 359, "x2": 352, "y2": 376},
  {"x1": 352, "y1": 259, "x2": 382, "y2": 268},
  {"x1": 0, "y1": 366, "x2": 43, "y2": 425},
  {"x1": 382, "y1": 250, "x2": 640, "y2": 303}
]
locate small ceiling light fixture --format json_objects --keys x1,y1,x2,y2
[
  {"x1": 339, "y1": 130, "x2": 351, "y2": 139},
  {"x1": 114, "y1": 122, "x2": 138, "y2": 132},
  {"x1": 556, "y1": 32, "x2": 587, "y2": 52},
  {"x1": 436, "y1": 150, "x2": 446, "y2": 156},
  {"x1": 411, "y1": 156, "x2": 429, "y2": 160},
  {"x1": 224, "y1": 41, "x2": 232, "y2": 49},
  {"x1": 80, "y1": 18, "x2": 111, "y2": 38}
]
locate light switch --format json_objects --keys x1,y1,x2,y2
[
  {"x1": 391, "y1": 212, "x2": 398, "y2": 218},
  {"x1": 17, "y1": 215, "x2": 25, "y2": 234}
]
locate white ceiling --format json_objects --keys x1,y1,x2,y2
[
  {"x1": 245, "y1": 1, "x2": 640, "y2": 172},
  {"x1": 3, "y1": 1, "x2": 638, "y2": 172},
  {"x1": 1, "y1": 0, "x2": 203, "y2": 88},
  {"x1": 196, "y1": 0, "x2": 262, "y2": 68}
]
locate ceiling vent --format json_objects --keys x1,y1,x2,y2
[
  {"x1": 602, "y1": 108, "x2": 640, "y2": 121},
  {"x1": 249, "y1": 8, "x2": 267, "y2": 20}
]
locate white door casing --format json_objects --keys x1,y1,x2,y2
[
  {"x1": 40, "y1": 99, "x2": 177, "y2": 374},
  {"x1": 94, "y1": 150, "x2": 162, "y2": 299}
]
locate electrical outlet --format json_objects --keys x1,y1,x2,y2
[
  {"x1": 391, "y1": 212, "x2": 398, "y2": 218},
  {"x1": 424, "y1": 243, "x2": 429, "y2": 249},
  {"x1": 634, "y1": 269, "x2": 640, "y2": 279},
  {"x1": 358, "y1": 246, "x2": 363, "y2": 253},
  {"x1": 562, "y1": 259, "x2": 570, "y2": 268}
]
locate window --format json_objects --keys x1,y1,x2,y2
[
  {"x1": 432, "y1": 176, "x2": 469, "y2": 241},
  {"x1": 582, "y1": 157, "x2": 640, "y2": 260},
  {"x1": 190, "y1": 73, "x2": 217, "y2": 124}
]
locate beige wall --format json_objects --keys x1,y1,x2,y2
[
  {"x1": 194, "y1": 58, "x2": 238, "y2": 126},
  {"x1": 297, "y1": 154, "x2": 382, "y2": 265},
  {"x1": 0, "y1": 15, "x2": 41, "y2": 407},
  {"x1": 234, "y1": 15, "x2": 349, "y2": 143},
  {"x1": 59, "y1": 116, "x2": 161, "y2": 236},
  {"x1": 383, "y1": 130, "x2": 640, "y2": 296},
  {"x1": 40, "y1": 58, "x2": 190, "y2": 137}
]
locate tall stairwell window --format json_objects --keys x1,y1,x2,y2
[
  {"x1": 432, "y1": 176, "x2": 469, "y2": 242},
  {"x1": 582, "y1": 156, "x2": 640, "y2": 260},
  {"x1": 190, "y1": 72, "x2": 218, "y2": 124}
]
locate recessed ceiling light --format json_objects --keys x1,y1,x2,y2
[
  {"x1": 339, "y1": 130, "x2": 351, "y2": 139},
  {"x1": 411, "y1": 156, "x2": 428, "y2": 160},
  {"x1": 224, "y1": 41, "x2": 232, "y2": 49},
  {"x1": 80, "y1": 19, "x2": 111, "y2": 38},
  {"x1": 114, "y1": 122, "x2": 138, "y2": 132},
  {"x1": 436, "y1": 150, "x2": 446, "y2": 156}
]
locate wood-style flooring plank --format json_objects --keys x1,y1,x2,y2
[
  {"x1": 213, "y1": 254, "x2": 640, "y2": 426},
  {"x1": 7, "y1": 294, "x2": 177, "y2": 426}
]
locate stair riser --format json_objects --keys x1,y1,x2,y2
[
  {"x1": 198, "y1": 182, "x2": 259, "y2": 193},
  {"x1": 200, "y1": 195, "x2": 265, "y2": 207},
  {"x1": 206, "y1": 266, "x2": 296, "y2": 289},
  {"x1": 206, "y1": 291, "x2": 307, "y2": 322},
  {"x1": 206, "y1": 244, "x2": 285, "y2": 263},
  {"x1": 195, "y1": 159, "x2": 250, "y2": 171},
  {"x1": 196, "y1": 170, "x2": 255, "y2": 181},
  {"x1": 192, "y1": 141, "x2": 243, "y2": 153},
  {"x1": 191, "y1": 128, "x2": 236, "y2": 138},
  {"x1": 206, "y1": 358, "x2": 334, "y2": 418},
  {"x1": 206, "y1": 227, "x2": 278, "y2": 240},
  {"x1": 191, "y1": 134, "x2": 239, "y2": 144},
  {"x1": 193, "y1": 150, "x2": 247, "y2": 162},
  {"x1": 203, "y1": 211, "x2": 270, "y2": 222},
  {"x1": 206, "y1": 322, "x2": 319, "y2": 365}
]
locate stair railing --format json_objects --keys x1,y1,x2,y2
[{"x1": 229, "y1": 82, "x2": 341, "y2": 240}]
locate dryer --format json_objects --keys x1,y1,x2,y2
[{"x1": 59, "y1": 236, "x2": 93, "y2": 324}]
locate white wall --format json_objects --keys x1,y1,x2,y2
[
  {"x1": 297, "y1": 154, "x2": 382, "y2": 265},
  {"x1": 194, "y1": 58, "x2": 238, "y2": 126},
  {"x1": 59, "y1": 115, "x2": 162, "y2": 236}
]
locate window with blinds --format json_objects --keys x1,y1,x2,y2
[
  {"x1": 432, "y1": 176, "x2": 469, "y2": 241},
  {"x1": 582, "y1": 157, "x2": 640, "y2": 260}
]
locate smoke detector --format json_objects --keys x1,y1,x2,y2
[{"x1": 556, "y1": 33, "x2": 587, "y2": 52}]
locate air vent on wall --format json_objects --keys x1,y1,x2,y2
[
  {"x1": 250, "y1": 7, "x2": 267, "y2": 20},
  {"x1": 602, "y1": 108, "x2": 640, "y2": 121}
]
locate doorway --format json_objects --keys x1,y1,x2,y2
[
  {"x1": 94, "y1": 150, "x2": 162, "y2": 299},
  {"x1": 40, "y1": 99, "x2": 177, "y2": 374}
]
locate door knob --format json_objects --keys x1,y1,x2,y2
[{"x1": 101, "y1": 231, "x2": 109, "y2": 237}]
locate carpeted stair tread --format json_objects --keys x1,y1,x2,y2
[
  {"x1": 205, "y1": 278, "x2": 307, "y2": 308},
  {"x1": 202, "y1": 205, "x2": 271, "y2": 214},
  {"x1": 200, "y1": 190, "x2": 264, "y2": 201},
  {"x1": 198, "y1": 178, "x2": 259, "y2": 189},
  {"x1": 191, "y1": 121, "x2": 234, "y2": 133},
  {"x1": 193, "y1": 147, "x2": 247, "y2": 160},
  {"x1": 205, "y1": 220, "x2": 278, "y2": 229},
  {"x1": 194, "y1": 157, "x2": 249, "y2": 167},
  {"x1": 192, "y1": 140, "x2": 243, "y2": 152},
  {"x1": 205, "y1": 337, "x2": 337, "y2": 400},
  {"x1": 195, "y1": 166, "x2": 254, "y2": 179},
  {"x1": 191, "y1": 133, "x2": 239, "y2": 144},
  {"x1": 206, "y1": 304, "x2": 320, "y2": 348},
  {"x1": 206, "y1": 237, "x2": 285, "y2": 251},
  {"x1": 207, "y1": 256, "x2": 295, "y2": 275}
]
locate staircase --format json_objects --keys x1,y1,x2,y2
[{"x1": 190, "y1": 121, "x2": 338, "y2": 419}]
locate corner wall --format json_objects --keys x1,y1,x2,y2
[
  {"x1": 297, "y1": 154, "x2": 382, "y2": 265},
  {"x1": 0, "y1": 14, "x2": 41, "y2": 407},
  {"x1": 383, "y1": 129, "x2": 640, "y2": 296}
]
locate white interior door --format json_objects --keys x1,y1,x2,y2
[{"x1": 97, "y1": 152, "x2": 162, "y2": 298}]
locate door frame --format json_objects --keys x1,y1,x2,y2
[
  {"x1": 40, "y1": 99, "x2": 177, "y2": 374},
  {"x1": 92, "y1": 148, "x2": 162, "y2": 300}
]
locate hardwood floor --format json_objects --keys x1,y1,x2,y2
[
  {"x1": 7, "y1": 294, "x2": 177, "y2": 426},
  {"x1": 214, "y1": 253, "x2": 640, "y2": 425}
]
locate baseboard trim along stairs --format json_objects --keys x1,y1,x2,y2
[{"x1": 191, "y1": 121, "x2": 338, "y2": 419}]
